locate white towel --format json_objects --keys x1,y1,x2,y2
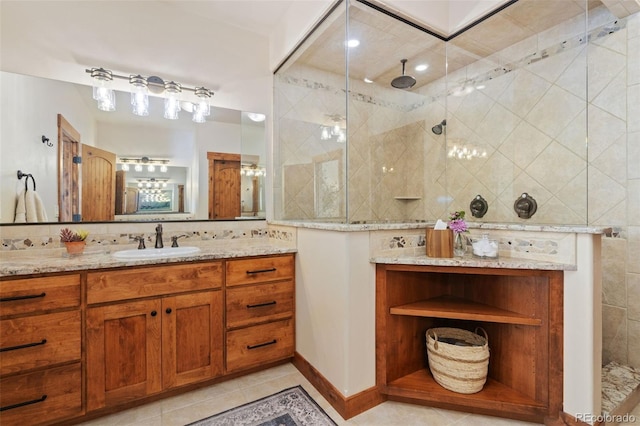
[
  {"x1": 14, "y1": 188, "x2": 26, "y2": 223},
  {"x1": 24, "y1": 190, "x2": 49, "y2": 223}
]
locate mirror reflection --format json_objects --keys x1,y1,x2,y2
[{"x1": 0, "y1": 71, "x2": 266, "y2": 224}]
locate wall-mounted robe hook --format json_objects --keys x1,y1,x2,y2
[{"x1": 42, "y1": 135, "x2": 52, "y2": 147}]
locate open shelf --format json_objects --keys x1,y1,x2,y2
[
  {"x1": 385, "y1": 369, "x2": 544, "y2": 411},
  {"x1": 389, "y1": 296, "x2": 542, "y2": 326}
]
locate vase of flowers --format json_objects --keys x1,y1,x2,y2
[
  {"x1": 448, "y1": 211, "x2": 468, "y2": 257},
  {"x1": 60, "y1": 228, "x2": 89, "y2": 255}
]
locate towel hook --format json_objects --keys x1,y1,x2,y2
[
  {"x1": 42, "y1": 135, "x2": 53, "y2": 147},
  {"x1": 17, "y1": 170, "x2": 29, "y2": 180}
]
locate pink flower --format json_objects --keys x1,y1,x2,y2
[{"x1": 448, "y1": 210, "x2": 468, "y2": 234}]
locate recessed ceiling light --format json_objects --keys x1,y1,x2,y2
[
  {"x1": 364, "y1": 78, "x2": 373, "y2": 83},
  {"x1": 347, "y1": 39, "x2": 360, "y2": 48},
  {"x1": 476, "y1": 85, "x2": 486, "y2": 90},
  {"x1": 415, "y1": 64, "x2": 429, "y2": 72}
]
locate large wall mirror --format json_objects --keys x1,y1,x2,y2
[{"x1": 0, "y1": 71, "x2": 266, "y2": 224}]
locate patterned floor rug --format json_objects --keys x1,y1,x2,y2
[{"x1": 186, "y1": 385, "x2": 338, "y2": 426}]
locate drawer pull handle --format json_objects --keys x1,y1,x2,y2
[
  {"x1": 0, "y1": 394, "x2": 47, "y2": 412},
  {"x1": 0, "y1": 339, "x2": 47, "y2": 353},
  {"x1": 246, "y1": 268, "x2": 276, "y2": 275},
  {"x1": 247, "y1": 339, "x2": 277, "y2": 350},
  {"x1": 247, "y1": 301, "x2": 276, "y2": 309},
  {"x1": 0, "y1": 292, "x2": 46, "y2": 302}
]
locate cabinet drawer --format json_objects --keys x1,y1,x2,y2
[
  {"x1": 0, "y1": 363, "x2": 83, "y2": 425},
  {"x1": 0, "y1": 310, "x2": 81, "y2": 376},
  {"x1": 226, "y1": 281, "x2": 294, "y2": 329},
  {"x1": 0, "y1": 275, "x2": 80, "y2": 318},
  {"x1": 87, "y1": 261, "x2": 223, "y2": 304},
  {"x1": 226, "y1": 319, "x2": 294, "y2": 372},
  {"x1": 226, "y1": 255, "x2": 294, "y2": 287}
]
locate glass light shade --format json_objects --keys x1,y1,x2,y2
[
  {"x1": 192, "y1": 87, "x2": 211, "y2": 123},
  {"x1": 91, "y1": 68, "x2": 115, "y2": 112},
  {"x1": 137, "y1": 182, "x2": 143, "y2": 188},
  {"x1": 160, "y1": 164, "x2": 168, "y2": 173},
  {"x1": 321, "y1": 127, "x2": 330, "y2": 140},
  {"x1": 130, "y1": 75, "x2": 149, "y2": 116},
  {"x1": 121, "y1": 163, "x2": 129, "y2": 171},
  {"x1": 164, "y1": 81, "x2": 182, "y2": 120},
  {"x1": 134, "y1": 164, "x2": 143, "y2": 172},
  {"x1": 94, "y1": 86, "x2": 115, "y2": 111},
  {"x1": 147, "y1": 164, "x2": 155, "y2": 172}
]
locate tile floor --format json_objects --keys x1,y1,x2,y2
[{"x1": 79, "y1": 363, "x2": 640, "y2": 426}]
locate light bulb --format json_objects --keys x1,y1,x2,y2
[
  {"x1": 135, "y1": 164, "x2": 143, "y2": 172},
  {"x1": 147, "y1": 164, "x2": 155, "y2": 172},
  {"x1": 121, "y1": 163, "x2": 129, "y2": 171},
  {"x1": 321, "y1": 127, "x2": 330, "y2": 140},
  {"x1": 160, "y1": 164, "x2": 168, "y2": 173}
]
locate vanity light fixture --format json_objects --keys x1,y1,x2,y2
[
  {"x1": 320, "y1": 114, "x2": 346, "y2": 143},
  {"x1": 86, "y1": 67, "x2": 215, "y2": 122},
  {"x1": 119, "y1": 157, "x2": 170, "y2": 172}
]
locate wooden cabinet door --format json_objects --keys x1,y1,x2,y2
[
  {"x1": 86, "y1": 299, "x2": 162, "y2": 411},
  {"x1": 162, "y1": 291, "x2": 223, "y2": 389}
]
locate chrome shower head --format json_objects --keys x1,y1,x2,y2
[{"x1": 431, "y1": 119, "x2": 446, "y2": 135}]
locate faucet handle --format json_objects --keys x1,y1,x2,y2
[
  {"x1": 171, "y1": 235, "x2": 186, "y2": 247},
  {"x1": 134, "y1": 236, "x2": 146, "y2": 250}
]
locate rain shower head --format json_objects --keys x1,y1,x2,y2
[
  {"x1": 432, "y1": 119, "x2": 446, "y2": 135},
  {"x1": 391, "y1": 59, "x2": 416, "y2": 89}
]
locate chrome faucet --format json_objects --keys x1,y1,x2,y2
[{"x1": 155, "y1": 224, "x2": 163, "y2": 249}]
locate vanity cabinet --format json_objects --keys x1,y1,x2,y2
[
  {"x1": 0, "y1": 274, "x2": 83, "y2": 426},
  {"x1": 225, "y1": 255, "x2": 295, "y2": 372},
  {"x1": 376, "y1": 263, "x2": 563, "y2": 423},
  {"x1": 86, "y1": 262, "x2": 223, "y2": 411}
]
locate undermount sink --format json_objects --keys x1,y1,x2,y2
[{"x1": 113, "y1": 246, "x2": 201, "y2": 260}]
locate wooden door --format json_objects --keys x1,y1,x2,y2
[
  {"x1": 82, "y1": 144, "x2": 116, "y2": 221},
  {"x1": 162, "y1": 291, "x2": 223, "y2": 389},
  {"x1": 125, "y1": 187, "x2": 139, "y2": 214},
  {"x1": 86, "y1": 300, "x2": 162, "y2": 411},
  {"x1": 57, "y1": 115, "x2": 80, "y2": 222},
  {"x1": 207, "y1": 152, "x2": 241, "y2": 220}
]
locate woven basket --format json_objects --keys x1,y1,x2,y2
[{"x1": 426, "y1": 327, "x2": 489, "y2": 394}]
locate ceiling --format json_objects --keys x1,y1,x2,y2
[{"x1": 0, "y1": 0, "x2": 607, "y2": 112}]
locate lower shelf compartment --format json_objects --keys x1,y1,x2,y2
[{"x1": 383, "y1": 369, "x2": 546, "y2": 419}]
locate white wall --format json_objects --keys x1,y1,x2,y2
[
  {"x1": 0, "y1": 73, "x2": 96, "y2": 222},
  {"x1": 296, "y1": 228, "x2": 376, "y2": 395}
]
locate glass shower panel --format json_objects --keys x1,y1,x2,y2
[
  {"x1": 446, "y1": 0, "x2": 589, "y2": 225},
  {"x1": 346, "y1": 1, "x2": 448, "y2": 223},
  {"x1": 273, "y1": 1, "x2": 347, "y2": 222}
]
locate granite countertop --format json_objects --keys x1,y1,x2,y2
[
  {"x1": 1, "y1": 243, "x2": 297, "y2": 277},
  {"x1": 371, "y1": 254, "x2": 576, "y2": 271}
]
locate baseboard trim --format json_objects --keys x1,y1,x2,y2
[{"x1": 292, "y1": 352, "x2": 386, "y2": 419}]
